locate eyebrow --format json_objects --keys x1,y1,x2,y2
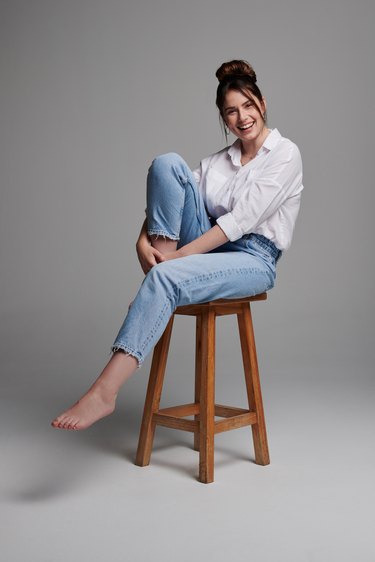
[{"x1": 224, "y1": 100, "x2": 253, "y2": 111}]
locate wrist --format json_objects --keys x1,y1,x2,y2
[
  {"x1": 176, "y1": 246, "x2": 187, "y2": 258},
  {"x1": 138, "y1": 230, "x2": 149, "y2": 243},
  {"x1": 136, "y1": 237, "x2": 147, "y2": 251}
]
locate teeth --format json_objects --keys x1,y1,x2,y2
[{"x1": 239, "y1": 122, "x2": 254, "y2": 130}]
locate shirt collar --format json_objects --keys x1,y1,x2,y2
[{"x1": 227, "y1": 128, "x2": 282, "y2": 166}]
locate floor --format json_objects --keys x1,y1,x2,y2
[{"x1": 1, "y1": 361, "x2": 374, "y2": 562}]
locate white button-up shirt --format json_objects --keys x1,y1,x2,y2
[{"x1": 193, "y1": 128, "x2": 303, "y2": 251}]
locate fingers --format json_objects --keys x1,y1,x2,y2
[
  {"x1": 142, "y1": 263, "x2": 150, "y2": 275},
  {"x1": 142, "y1": 256, "x2": 156, "y2": 274},
  {"x1": 152, "y1": 248, "x2": 166, "y2": 263},
  {"x1": 138, "y1": 245, "x2": 167, "y2": 274}
]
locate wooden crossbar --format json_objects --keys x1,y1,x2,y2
[{"x1": 153, "y1": 403, "x2": 258, "y2": 434}]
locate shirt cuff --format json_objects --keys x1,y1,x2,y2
[{"x1": 216, "y1": 213, "x2": 243, "y2": 242}]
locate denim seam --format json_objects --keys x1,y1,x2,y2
[
  {"x1": 175, "y1": 266, "x2": 271, "y2": 292},
  {"x1": 112, "y1": 298, "x2": 174, "y2": 360},
  {"x1": 139, "y1": 297, "x2": 173, "y2": 353},
  {"x1": 185, "y1": 179, "x2": 207, "y2": 237}
]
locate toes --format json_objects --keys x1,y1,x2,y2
[
  {"x1": 58, "y1": 416, "x2": 69, "y2": 429},
  {"x1": 65, "y1": 415, "x2": 80, "y2": 430},
  {"x1": 52, "y1": 413, "x2": 76, "y2": 430},
  {"x1": 66, "y1": 417, "x2": 78, "y2": 430},
  {"x1": 62, "y1": 419, "x2": 72, "y2": 430},
  {"x1": 51, "y1": 416, "x2": 62, "y2": 427}
]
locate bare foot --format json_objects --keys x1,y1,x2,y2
[{"x1": 51, "y1": 386, "x2": 116, "y2": 430}]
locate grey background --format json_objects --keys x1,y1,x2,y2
[{"x1": 1, "y1": 1, "x2": 374, "y2": 561}]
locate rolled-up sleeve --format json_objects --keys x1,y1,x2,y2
[{"x1": 216, "y1": 143, "x2": 303, "y2": 241}]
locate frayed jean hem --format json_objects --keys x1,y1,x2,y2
[
  {"x1": 147, "y1": 229, "x2": 180, "y2": 241},
  {"x1": 110, "y1": 344, "x2": 143, "y2": 369}
]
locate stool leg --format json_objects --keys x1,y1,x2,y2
[
  {"x1": 135, "y1": 315, "x2": 174, "y2": 467},
  {"x1": 193, "y1": 315, "x2": 202, "y2": 452},
  {"x1": 237, "y1": 303, "x2": 270, "y2": 466},
  {"x1": 199, "y1": 309, "x2": 216, "y2": 483}
]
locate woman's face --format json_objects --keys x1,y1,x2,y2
[{"x1": 223, "y1": 89, "x2": 266, "y2": 145}]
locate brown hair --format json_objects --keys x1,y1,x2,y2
[{"x1": 215, "y1": 60, "x2": 267, "y2": 137}]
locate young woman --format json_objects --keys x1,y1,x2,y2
[{"x1": 52, "y1": 59, "x2": 303, "y2": 431}]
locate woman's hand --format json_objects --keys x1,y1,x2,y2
[{"x1": 136, "y1": 238, "x2": 166, "y2": 274}]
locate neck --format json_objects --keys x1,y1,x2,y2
[{"x1": 240, "y1": 127, "x2": 270, "y2": 159}]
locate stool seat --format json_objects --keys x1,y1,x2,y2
[{"x1": 135, "y1": 294, "x2": 270, "y2": 483}]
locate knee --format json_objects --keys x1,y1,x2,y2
[
  {"x1": 145, "y1": 261, "x2": 177, "y2": 296},
  {"x1": 149, "y1": 152, "x2": 185, "y2": 177}
]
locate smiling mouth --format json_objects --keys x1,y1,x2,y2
[{"x1": 238, "y1": 121, "x2": 255, "y2": 131}]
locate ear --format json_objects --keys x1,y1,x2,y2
[{"x1": 261, "y1": 97, "x2": 267, "y2": 115}]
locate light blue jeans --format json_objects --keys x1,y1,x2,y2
[{"x1": 111, "y1": 153, "x2": 281, "y2": 368}]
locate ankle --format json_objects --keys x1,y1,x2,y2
[{"x1": 90, "y1": 381, "x2": 118, "y2": 404}]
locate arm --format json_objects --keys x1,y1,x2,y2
[
  {"x1": 137, "y1": 217, "x2": 148, "y2": 245},
  {"x1": 216, "y1": 143, "x2": 303, "y2": 241},
  {"x1": 163, "y1": 224, "x2": 229, "y2": 261}
]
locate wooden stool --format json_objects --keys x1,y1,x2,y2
[{"x1": 135, "y1": 294, "x2": 270, "y2": 483}]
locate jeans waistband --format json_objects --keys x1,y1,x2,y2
[
  {"x1": 209, "y1": 217, "x2": 282, "y2": 263},
  {"x1": 245, "y1": 233, "x2": 282, "y2": 263}
]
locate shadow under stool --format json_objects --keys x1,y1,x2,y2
[{"x1": 135, "y1": 294, "x2": 270, "y2": 483}]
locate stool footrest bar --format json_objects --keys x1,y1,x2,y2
[
  {"x1": 214, "y1": 412, "x2": 257, "y2": 433},
  {"x1": 153, "y1": 402, "x2": 258, "y2": 434},
  {"x1": 153, "y1": 413, "x2": 197, "y2": 432},
  {"x1": 214, "y1": 404, "x2": 251, "y2": 417},
  {"x1": 157, "y1": 402, "x2": 199, "y2": 417}
]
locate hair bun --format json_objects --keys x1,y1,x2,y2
[{"x1": 215, "y1": 60, "x2": 257, "y2": 83}]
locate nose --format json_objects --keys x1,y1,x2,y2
[{"x1": 238, "y1": 108, "x2": 248, "y2": 123}]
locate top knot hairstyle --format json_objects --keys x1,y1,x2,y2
[
  {"x1": 216, "y1": 59, "x2": 257, "y2": 83},
  {"x1": 215, "y1": 59, "x2": 266, "y2": 132}
]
